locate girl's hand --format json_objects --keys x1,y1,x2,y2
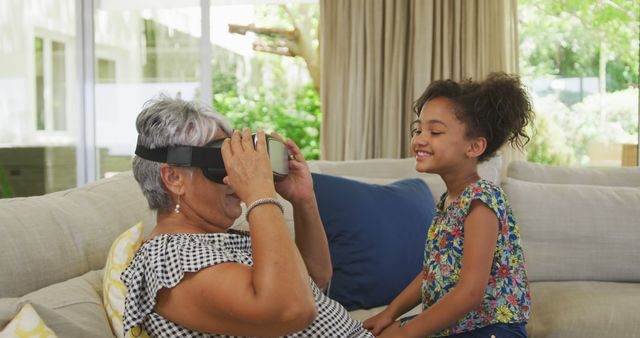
[
  {"x1": 270, "y1": 132, "x2": 315, "y2": 205},
  {"x1": 363, "y1": 310, "x2": 396, "y2": 336},
  {"x1": 376, "y1": 322, "x2": 408, "y2": 338},
  {"x1": 221, "y1": 128, "x2": 276, "y2": 204}
]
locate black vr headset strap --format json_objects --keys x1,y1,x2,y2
[
  {"x1": 134, "y1": 144, "x2": 225, "y2": 168},
  {"x1": 134, "y1": 145, "x2": 169, "y2": 163}
]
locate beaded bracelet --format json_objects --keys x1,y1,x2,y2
[{"x1": 245, "y1": 197, "x2": 285, "y2": 222}]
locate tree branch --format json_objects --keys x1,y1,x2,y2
[
  {"x1": 605, "y1": 0, "x2": 638, "y2": 20},
  {"x1": 252, "y1": 42, "x2": 295, "y2": 57},
  {"x1": 228, "y1": 24, "x2": 298, "y2": 40}
]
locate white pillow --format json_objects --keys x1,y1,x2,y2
[
  {"x1": 310, "y1": 156, "x2": 501, "y2": 180},
  {"x1": 507, "y1": 160, "x2": 640, "y2": 186},
  {"x1": 503, "y1": 178, "x2": 640, "y2": 282}
]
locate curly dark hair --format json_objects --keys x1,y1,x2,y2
[{"x1": 413, "y1": 72, "x2": 534, "y2": 162}]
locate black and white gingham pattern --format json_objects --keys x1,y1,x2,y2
[{"x1": 121, "y1": 231, "x2": 374, "y2": 338}]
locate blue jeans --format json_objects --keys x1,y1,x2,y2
[{"x1": 399, "y1": 316, "x2": 527, "y2": 338}]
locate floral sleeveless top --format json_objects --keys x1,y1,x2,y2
[{"x1": 422, "y1": 179, "x2": 530, "y2": 336}]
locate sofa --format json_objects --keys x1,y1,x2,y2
[{"x1": 1, "y1": 157, "x2": 639, "y2": 337}]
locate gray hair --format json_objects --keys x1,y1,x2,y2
[{"x1": 132, "y1": 95, "x2": 233, "y2": 211}]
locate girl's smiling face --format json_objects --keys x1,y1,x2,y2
[{"x1": 411, "y1": 97, "x2": 476, "y2": 174}]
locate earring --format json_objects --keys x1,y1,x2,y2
[{"x1": 174, "y1": 196, "x2": 181, "y2": 214}]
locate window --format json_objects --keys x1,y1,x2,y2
[
  {"x1": 97, "y1": 58, "x2": 116, "y2": 83},
  {"x1": 94, "y1": 5, "x2": 203, "y2": 178},
  {"x1": 94, "y1": 1, "x2": 320, "y2": 180},
  {"x1": 34, "y1": 36, "x2": 68, "y2": 131},
  {"x1": 51, "y1": 40, "x2": 67, "y2": 130},
  {"x1": 210, "y1": 3, "x2": 320, "y2": 159},
  {"x1": 1, "y1": 0, "x2": 319, "y2": 198},
  {"x1": 35, "y1": 37, "x2": 45, "y2": 130},
  {"x1": 0, "y1": 0, "x2": 77, "y2": 198},
  {"x1": 519, "y1": 0, "x2": 639, "y2": 167}
]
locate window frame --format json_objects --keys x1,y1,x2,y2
[{"x1": 32, "y1": 29, "x2": 74, "y2": 136}]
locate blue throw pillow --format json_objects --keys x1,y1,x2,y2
[{"x1": 312, "y1": 173, "x2": 436, "y2": 311}]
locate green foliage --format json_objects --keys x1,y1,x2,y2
[
  {"x1": 211, "y1": 3, "x2": 322, "y2": 160},
  {"x1": 213, "y1": 83, "x2": 321, "y2": 160},
  {"x1": 212, "y1": 61, "x2": 238, "y2": 94},
  {"x1": 527, "y1": 88, "x2": 639, "y2": 166},
  {"x1": 255, "y1": 3, "x2": 320, "y2": 50},
  {"x1": 0, "y1": 166, "x2": 14, "y2": 198},
  {"x1": 526, "y1": 107, "x2": 575, "y2": 166},
  {"x1": 572, "y1": 89, "x2": 639, "y2": 138},
  {"x1": 607, "y1": 60, "x2": 638, "y2": 91},
  {"x1": 519, "y1": 0, "x2": 639, "y2": 89},
  {"x1": 520, "y1": 0, "x2": 639, "y2": 166}
]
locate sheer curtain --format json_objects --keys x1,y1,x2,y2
[{"x1": 320, "y1": 0, "x2": 522, "y2": 171}]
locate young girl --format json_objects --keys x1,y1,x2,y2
[{"x1": 364, "y1": 73, "x2": 533, "y2": 338}]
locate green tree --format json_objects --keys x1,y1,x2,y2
[
  {"x1": 519, "y1": 0, "x2": 639, "y2": 91},
  {"x1": 229, "y1": 4, "x2": 320, "y2": 92},
  {"x1": 526, "y1": 89, "x2": 639, "y2": 165},
  {"x1": 213, "y1": 83, "x2": 321, "y2": 160},
  {"x1": 0, "y1": 166, "x2": 14, "y2": 198},
  {"x1": 212, "y1": 60, "x2": 238, "y2": 94},
  {"x1": 215, "y1": 3, "x2": 322, "y2": 159},
  {"x1": 520, "y1": 0, "x2": 639, "y2": 166}
]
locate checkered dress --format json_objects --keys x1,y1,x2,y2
[{"x1": 121, "y1": 231, "x2": 374, "y2": 338}]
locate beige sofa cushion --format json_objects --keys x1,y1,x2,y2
[
  {"x1": 310, "y1": 156, "x2": 501, "y2": 182},
  {"x1": 0, "y1": 172, "x2": 156, "y2": 297},
  {"x1": 527, "y1": 281, "x2": 640, "y2": 338},
  {"x1": 350, "y1": 282, "x2": 640, "y2": 338},
  {"x1": 0, "y1": 270, "x2": 113, "y2": 337},
  {"x1": 508, "y1": 160, "x2": 640, "y2": 186},
  {"x1": 503, "y1": 178, "x2": 640, "y2": 282}
]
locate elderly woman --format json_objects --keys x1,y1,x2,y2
[{"x1": 121, "y1": 96, "x2": 373, "y2": 338}]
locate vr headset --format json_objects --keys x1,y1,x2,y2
[{"x1": 135, "y1": 134, "x2": 289, "y2": 184}]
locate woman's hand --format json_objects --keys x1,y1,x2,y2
[
  {"x1": 270, "y1": 132, "x2": 315, "y2": 205},
  {"x1": 363, "y1": 309, "x2": 396, "y2": 336},
  {"x1": 221, "y1": 128, "x2": 276, "y2": 204}
]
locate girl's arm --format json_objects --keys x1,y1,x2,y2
[
  {"x1": 386, "y1": 271, "x2": 424, "y2": 318},
  {"x1": 384, "y1": 200, "x2": 498, "y2": 338},
  {"x1": 363, "y1": 270, "x2": 423, "y2": 335}
]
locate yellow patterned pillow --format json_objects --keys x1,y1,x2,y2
[
  {"x1": 103, "y1": 222, "x2": 150, "y2": 338},
  {"x1": 0, "y1": 303, "x2": 57, "y2": 338}
]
